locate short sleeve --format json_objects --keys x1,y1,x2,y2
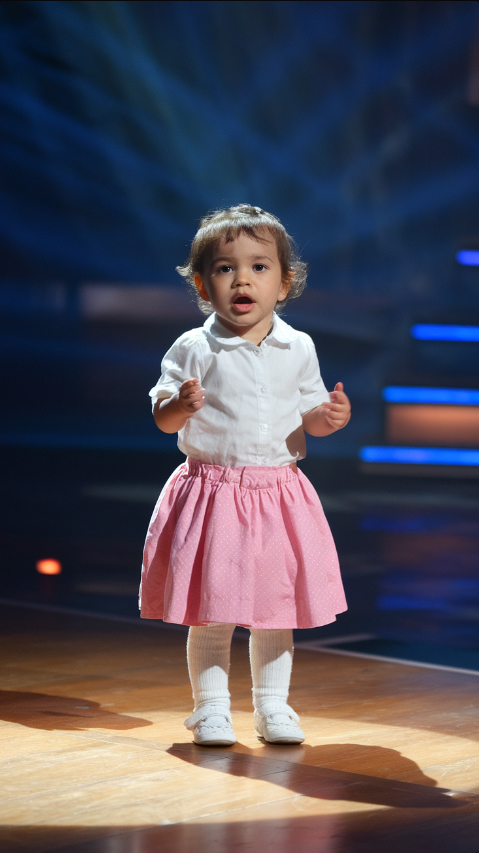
[
  {"x1": 297, "y1": 336, "x2": 330, "y2": 415},
  {"x1": 149, "y1": 333, "x2": 204, "y2": 410}
]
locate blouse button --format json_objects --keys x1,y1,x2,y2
[
  {"x1": 261, "y1": 423, "x2": 269, "y2": 432},
  {"x1": 260, "y1": 386, "x2": 267, "y2": 393}
]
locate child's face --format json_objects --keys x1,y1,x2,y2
[{"x1": 194, "y1": 230, "x2": 290, "y2": 342}]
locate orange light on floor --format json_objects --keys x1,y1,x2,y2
[{"x1": 36, "y1": 559, "x2": 62, "y2": 575}]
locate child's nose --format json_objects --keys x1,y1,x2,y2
[{"x1": 233, "y1": 269, "x2": 251, "y2": 285}]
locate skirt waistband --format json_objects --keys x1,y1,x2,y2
[{"x1": 186, "y1": 458, "x2": 298, "y2": 490}]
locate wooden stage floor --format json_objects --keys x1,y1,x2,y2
[{"x1": 1, "y1": 602, "x2": 479, "y2": 853}]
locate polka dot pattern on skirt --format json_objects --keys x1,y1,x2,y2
[{"x1": 140, "y1": 459, "x2": 347, "y2": 629}]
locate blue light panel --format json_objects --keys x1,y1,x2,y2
[
  {"x1": 411, "y1": 324, "x2": 479, "y2": 341},
  {"x1": 382, "y1": 387, "x2": 479, "y2": 405},
  {"x1": 456, "y1": 250, "x2": 479, "y2": 266},
  {"x1": 360, "y1": 447, "x2": 479, "y2": 466}
]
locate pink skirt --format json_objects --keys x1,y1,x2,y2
[{"x1": 139, "y1": 459, "x2": 347, "y2": 629}]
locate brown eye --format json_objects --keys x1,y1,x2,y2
[{"x1": 253, "y1": 264, "x2": 266, "y2": 272}]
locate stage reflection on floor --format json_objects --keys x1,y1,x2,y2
[
  {"x1": 2, "y1": 602, "x2": 479, "y2": 853},
  {"x1": 1, "y1": 447, "x2": 479, "y2": 652}
]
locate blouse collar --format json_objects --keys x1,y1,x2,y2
[{"x1": 204, "y1": 312, "x2": 299, "y2": 347}]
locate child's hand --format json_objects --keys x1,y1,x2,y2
[
  {"x1": 321, "y1": 382, "x2": 351, "y2": 430},
  {"x1": 177, "y1": 379, "x2": 205, "y2": 416},
  {"x1": 302, "y1": 382, "x2": 351, "y2": 436},
  {"x1": 154, "y1": 379, "x2": 204, "y2": 433}
]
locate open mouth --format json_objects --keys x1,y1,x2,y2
[{"x1": 232, "y1": 295, "x2": 255, "y2": 313}]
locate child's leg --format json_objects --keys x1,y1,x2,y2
[
  {"x1": 187, "y1": 622, "x2": 235, "y2": 708},
  {"x1": 249, "y1": 628, "x2": 293, "y2": 708},
  {"x1": 249, "y1": 628, "x2": 304, "y2": 744},
  {"x1": 185, "y1": 622, "x2": 236, "y2": 746}
]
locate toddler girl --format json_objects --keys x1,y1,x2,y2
[{"x1": 140, "y1": 204, "x2": 350, "y2": 746}]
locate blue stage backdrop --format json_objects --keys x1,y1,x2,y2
[{"x1": 1, "y1": 0, "x2": 479, "y2": 456}]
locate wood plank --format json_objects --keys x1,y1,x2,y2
[{"x1": 1, "y1": 604, "x2": 479, "y2": 853}]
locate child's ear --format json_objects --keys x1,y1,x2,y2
[
  {"x1": 277, "y1": 270, "x2": 293, "y2": 302},
  {"x1": 194, "y1": 273, "x2": 210, "y2": 302}
]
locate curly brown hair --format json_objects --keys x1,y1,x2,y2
[{"x1": 176, "y1": 204, "x2": 308, "y2": 315}]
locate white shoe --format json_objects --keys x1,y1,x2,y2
[
  {"x1": 254, "y1": 702, "x2": 305, "y2": 744},
  {"x1": 184, "y1": 705, "x2": 236, "y2": 746}
]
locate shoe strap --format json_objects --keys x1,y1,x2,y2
[
  {"x1": 184, "y1": 704, "x2": 232, "y2": 729},
  {"x1": 255, "y1": 702, "x2": 300, "y2": 722}
]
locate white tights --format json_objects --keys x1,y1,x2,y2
[{"x1": 186, "y1": 623, "x2": 294, "y2": 712}]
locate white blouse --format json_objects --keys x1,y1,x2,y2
[{"x1": 149, "y1": 313, "x2": 330, "y2": 468}]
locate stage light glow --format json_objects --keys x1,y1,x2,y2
[
  {"x1": 411, "y1": 324, "x2": 479, "y2": 341},
  {"x1": 382, "y1": 387, "x2": 479, "y2": 405},
  {"x1": 36, "y1": 559, "x2": 62, "y2": 575},
  {"x1": 359, "y1": 447, "x2": 479, "y2": 465},
  {"x1": 385, "y1": 403, "x2": 479, "y2": 446},
  {"x1": 456, "y1": 250, "x2": 479, "y2": 265}
]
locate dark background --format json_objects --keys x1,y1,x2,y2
[{"x1": 1, "y1": 0, "x2": 479, "y2": 653}]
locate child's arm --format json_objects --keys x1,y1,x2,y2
[
  {"x1": 302, "y1": 382, "x2": 351, "y2": 437},
  {"x1": 153, "y1": 379, "x2": 204, "y2": 434}
]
